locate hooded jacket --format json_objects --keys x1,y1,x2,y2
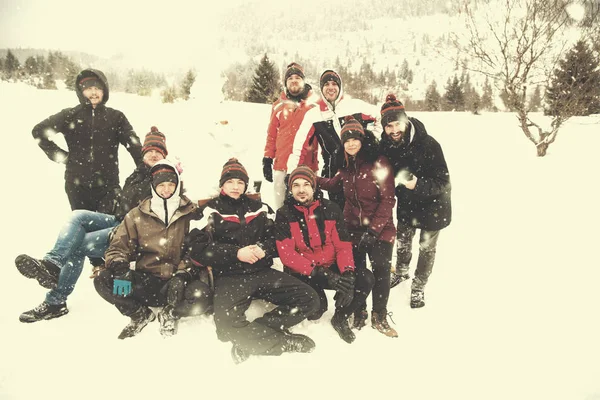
[
  {"x1": 275, "y1": 189, "x2": 355, "y2": 276},
  {"x1": 263, "y1": 84, "x2": 319, "y2": 171},
  {"x1": 32, "y1": 68, "x2": 142, "y2": 187},
  {"x1": 379, "y1": 117, "x2": 452, "y2": 231},
  {"x1": 286, "y1": 69, "x2": 381, "y2": 176},
  {"x1": 104, "y1": 160, "x2": 199, "y2": 279},
  {"x1": 318, "y1": 131, "x2": 396, "y2": 243}
]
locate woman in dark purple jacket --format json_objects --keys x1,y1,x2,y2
[{"x1": 319, "y1": 116, "x2": 397, "y2": 338}]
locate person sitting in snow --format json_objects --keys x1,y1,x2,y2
[
  {"x1": 16, "y1": 127, "x2": 174, "y2": 323},
  {"x1": 378, "y1": 94, "x2": 452, "y2": 309},
  {"x1": 275, "y1": 165, "x2": 374, "y2": 344},
  {"x1": 187, "y1": 158, "x2": 319, "y2": 363},
  {"x1": 94, "y1": 161, "x2": 211, "y2": 339},
  {"x1": 32, "y1": 69, "x2": 143, "y2": 270}
]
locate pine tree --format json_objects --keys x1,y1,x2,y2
[
  {"x1": 424, "y1": 80, "x2": 442, "y2": 111},
  {"x1": 442, "y1": 75, "x2": 465, "y2": 111},
  {"x1": 545, "y1": 40, "x2": 600, "y2": 117},
  {"x1": 480, "y1": 77, "x2": 494, "y2": 111},
  {"x1": 4, "y1": 50, "x2": 20, "y2": 79},
  {"x1": 529, "y1": 85, "x2": 543, "y2": 112},
  {"x1": 246, "y1": 54, "x2": 280, "y2": 104},
  {"x1": 180, "y1": 69, "x2": 196, "y2": 101}
]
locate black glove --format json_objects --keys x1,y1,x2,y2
[
  {"x1": 110, "y1": 260, "x2": 130, "y2": 277},
  {"x1": 262, "y1": 157, "x2": 273, "y2": 183},
  {"x1": 334, "y1": 270, "x2": 355, "y2": 308},
  {"x1": 358, "y1": 231, "x2": 378, "y2": 253},
  {"x1": 310, "y1": 266, "x2": 353, "y2": 293}
]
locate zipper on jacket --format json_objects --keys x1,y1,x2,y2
[
  {"x1": 90, "y1": 108, "x2": 95, "y2": 165},
  {"x1": 163, "y1": 199, "x2": 169, "y2": 226},
  {"x1": 351, "y1": 160, "x2": 363, "y2": 224}
]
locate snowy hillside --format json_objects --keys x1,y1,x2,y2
[{"x1": 1, "y1": 82, "x2": 599, "y2": 400}]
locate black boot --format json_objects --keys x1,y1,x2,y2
[
  {"x1": 351, "y1": 308, "x2": 368, "y2": 330},
  {"x1": 15, "y1": 254, "x2": 60, "y2": 289},
  {"x1": 157, "y1": 305, "x2": 178, "y2": 338},
  {"x1": 231, "y1": 344, "x2": 250, "y2": 364},
  {"x1": 390, "y1": 272, "x2": 410, "y2": 288},
  {"x1": 118, "y1": 307, "x2": 155, "y2": 339},
  {"x1": 281, "y1": 333, "x2": 316, "y2": 354},
  {"x1": 19, "y1": 302, "x2": 68, "y2": 323},
  {"x1": 410, "y1": 289, "x2": 425, "y2": 308},
  {"x1": 331, "y1": 312, "x2": 356, "y2": 343}
]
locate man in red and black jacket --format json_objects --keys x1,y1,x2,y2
[
  {"x1": 275, "y1": 166, "x2": 374, "y2": 344},
  {"x1": 187, "y1": 158, "x2": 319, "y2": 364}
]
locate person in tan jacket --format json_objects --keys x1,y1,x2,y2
[{"x1": 94, "y1": 160, "x2": 210, "y2": 339}]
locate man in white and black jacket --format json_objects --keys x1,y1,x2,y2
[{"x1": 187, "y1": 158, "x2": 319, "y2": 364}]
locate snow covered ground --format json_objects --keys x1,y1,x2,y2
[{"x1": 1, "y1": 81, "x2": 599, "y2": 400}]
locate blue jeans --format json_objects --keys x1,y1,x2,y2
[{"x1": 44, "y1": 210, "x2": 118, "y2": 305}]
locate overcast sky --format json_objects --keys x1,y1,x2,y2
[{"x1": 0, "y1": 0, "x2": 252, "y2": 58}]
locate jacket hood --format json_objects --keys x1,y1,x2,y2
[
  {"x1": 75, "y1": 68, "x2": 110, "y2": 105},
  {"x1": 320, "y1": 69, "x2": 344, "y2": 111},
  {"x1": 149, "y1": 159, "x2": 183, "y2": 225}
]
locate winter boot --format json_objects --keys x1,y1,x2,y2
[
  {"x1": 371, "y1": 311, "x2": 398, "y2": 338},
  {"x1": 390, "y1": 272, "x2": 410, "y2": 289},
  {"x1": 157, "y1": 305, "x2": 178, "y2": 338},
  {"x1": 351, "y1": 308, "x2": 368, "y2": 330},
  {"x1": 19, "y1": 301, "x2": 69, "y2": 323},
  {"x1": 410, "y1": 289, "x2": 425, "y2": 308},
  {"x1": 281, "y1": 333, "x2": 316, "y2": 354},
  {"x1": 15, "y1": 254, "x2": 60, "y2": 289},
  {"x1": 118, "y1": 307, "x2": 156, "y2": 340},
  {"x1": 331, "y1": 312, "x2": 356, "y2": 344},
  {"x1": 231, "y1": 344, "x2": 250, "y2": 364}
]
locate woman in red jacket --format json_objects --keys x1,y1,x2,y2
[{"x1": 319, "y1": 116, "x2": 397, "y2": 338}]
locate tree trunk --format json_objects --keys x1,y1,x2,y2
[{"x1": 536, "y1": 142, "x2": 549, "y2": 157}]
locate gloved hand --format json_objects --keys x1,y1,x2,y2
[
  {"x1": 113, "y1": 271, "x2": 133, "y2": 297},
  {"x1": 111, "y1": 261, "x2": 132, "y2": 296},
  {"x1": 358, "y1": 231, "x2": 378, "y2": 253},
  {"x1": 334, "y1": 270, "x2": 355, "y2": 308},
  {"x1": 262, "y1": 157, "x2": 273, "y2": 183},
  {"x1": 310, "y1": 266, "x2": 353, "y2": 293}
]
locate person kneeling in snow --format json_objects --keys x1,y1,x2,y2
[
  {"x1": 94, "y1": 161, "x2": 211, "y2": 339},
  {"x1": 187, "y1": 158, "x2": 319, "y2": 364},
  {"x1": 275, "y1": 166, "x2": 374, "y2": 344}
]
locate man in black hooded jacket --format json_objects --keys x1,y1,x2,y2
[{"x1": 32, "y1": 68, "x2": 142, "y2": 215}]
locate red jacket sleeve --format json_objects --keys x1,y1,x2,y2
[{"x1": 264, "y1": 102, "x2": 281, "y2": 159}]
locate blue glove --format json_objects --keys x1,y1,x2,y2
[{"x1": 113, "y1": 279, "x2": 132, "y2": 296}]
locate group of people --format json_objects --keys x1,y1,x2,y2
[{"x1": 15, "y1": 63, "x2": 452, "y2": 364}]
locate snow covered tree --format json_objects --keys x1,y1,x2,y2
[
  {"x1": 4, "y1": 50, "x2": 20, "y2": 79},
  {"x1": 453, "y1": 0, "x2": 600, "y2": 156},
  {"x1": 442, "y1": 75, "x2": 465, "y2": 111},
  {"x1": 180, "y1": 69, "x2": 196, "y2": 101},
  {"x1": 246, "y1": 54, "x2": 280, "y2": 104},
  {"x1": 480, "y1": 77, "x2": 494, "y2": 111},
  {"x1": 529, "y1": 85, "x2": 543, "y2": 112},
  {"x1": 424, "y1": 80, "x2": 442, "y2": 111},
  {"x1": 545, "y1": 40, "x2": 600, "y2": 117}
]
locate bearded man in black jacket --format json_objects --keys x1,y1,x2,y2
[{"x1": 379, "y1": 95, "x2": 452, "y2": 309}]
